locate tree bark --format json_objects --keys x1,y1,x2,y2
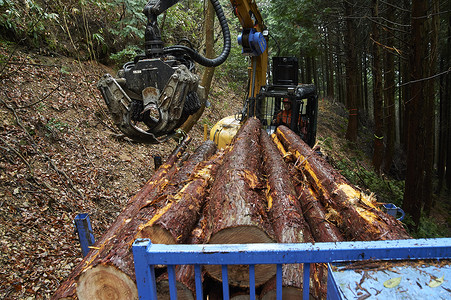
[
  {"x1": 260, "y1": 129, "x2": 321, "y2": 299},
  {"x1": 383, "y1": 2, "x2": 396, "y2": 174},
  {"x1": 138, "y1": 148, "x2": 225, "y2": 244},
  {"x1": 325, "y1": 26, "x2": 335, "y2": 99},
  {"x1": 372, "y1": 0, "x2": 384, "y2": 173},
  {"x1": 403, "y1": 0, "x2": 430, "y2": 228},
  {"x1": 205, "y1": 118, "x2": 276, "y2": 287},
  {"x1": 296, "y1": 185, "x2": 344, "y2": 243},
  {"x1": 156, "y1": 215, "x2": 210, "y2": 300},
  {"x1": 423, "y1": 0, "x2": 439, "y2": 215},
  {"x1": 74, "y1": 140, "x2": 219, "y2": 299},
  {"x1": 344, "y1": 0, "x2": 359, "y2": 142},
  {"x1": 276, "y1": 126, "x2": 410, "y2": 241}
]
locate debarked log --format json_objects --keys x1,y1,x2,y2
[
  {"x1": 52, "y1": 136, "x2": 191, "y2": 300},
  {"x1": 205, "y1": 118, "x2": 276, "y2": 287},
  {"x1": 275, "y1": 126, "x2": 409, "y2": 241}
]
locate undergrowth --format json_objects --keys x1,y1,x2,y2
[{"x1": 319, "y1": 136, "x2": 448, "y2": 238}]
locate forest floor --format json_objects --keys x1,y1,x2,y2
[{"x1": 0, "y1": 44, "x2": 449, "y2": 299}]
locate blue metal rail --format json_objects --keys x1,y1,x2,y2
[
  {"x1": 74, "y1": 213, "x2": 96, "y2": 257},
  {"x1": 132, "y1": 238, "x2": 451, "y2": 300}
]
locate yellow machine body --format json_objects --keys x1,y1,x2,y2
[{"x1": 210, "y1": 115, "x2": 242, "y2": 149}]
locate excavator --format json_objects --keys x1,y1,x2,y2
[{"x1": 97, "y1": 0, "x2": 318, "y2": 148}]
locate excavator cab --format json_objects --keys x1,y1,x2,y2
[
  {"x1": 256, "y1": 57, "x2": 318, "y2": 148},
  {"x1": 215, "y1": 56, "x2": 318, "y2": 148}
]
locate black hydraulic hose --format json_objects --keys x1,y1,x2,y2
[{"x1": 164, "y1": 0, "x2": 231, "y2": 67}]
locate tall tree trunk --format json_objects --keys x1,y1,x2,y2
[
  {"x1": 356, "y1": 51, "x2": 364, "y2": 110},
  {"x1": 438, "y1": 56, "x2": 446, "y2": 194},
  {"x1": 344, "y1": 0, "x2": 358, "y2": 142},
  {"x1": 383, "y1": 6, "x2": 396, "y2": 174},
  {"x1": 444, "y1": 4, "x2": 451, "y2": 196},
  {"x1": 313, "y1": 56, "x2": 319, "y2": 86},
  {"x1": 423, "y1": 0, "x2": 439, "y2": 214},
  {"x1": 326, "y1": 27, "x2": 335, "y2": 98},
  {"x1": 372, "y1": 0, "x2": 384, "y2": 173},
  {"x1": 363, "y1": 51, "x2": 369, "y2": 114},
  {"x1": 299, "y1": 53, "x2": 306, "y2": 83},
  {"x1": 403, "y1": 0, "x2": 430, "y2": 228},
  {"x1": 306, "y1": 55, "x2": 313, "y2": 84},
  {"x1": 400, "y1": 0, "x2": 411, "y2": 151},
  {"x1": 336, "y1": 37, "x2": 345, "y2": 104}
]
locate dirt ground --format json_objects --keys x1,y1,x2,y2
[{"x1": 0, "y1": 45, "x2": 243, "y2": 299}]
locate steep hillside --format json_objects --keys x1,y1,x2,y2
[{"x1": 0, "y1": 45, "x2": 243, "y2": 299}]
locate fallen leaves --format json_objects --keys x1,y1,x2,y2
[
  {"x1": 383, "y1": 276, "x2": 402, "y2": 288},
  {"x1": 428, "y1": 275, "x2": 445, "y2": 288},
  {"x1": 0, "y1": 47, "x2": 177, "y2": 299}
]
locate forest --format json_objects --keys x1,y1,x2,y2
[
  {"x1": 1, "y1": 0, "x2": 450, "y2": 298},
  {"x1": 1, "y1": 0, "x2": 450, "y2": 233}
]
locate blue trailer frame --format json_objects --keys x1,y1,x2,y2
[
  {"x1": 132, "y1": 238, "x2": 451, "y2": 300},
  {"x1": 74, "y1": 213, "x2": 96, "y2": 257}
]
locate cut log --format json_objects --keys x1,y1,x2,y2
[
  {"x1": 270, "y1": 133, "x2": 295, "y2": 163},
  {"x1": 260, "y1": 129, "x2": 319, "y2": 299},
  {"x1": 162, "y1": 140, "x2": 217, "y2": 196},
  {"x1": 73, "y1": 141, "x2": 219, "y2": 300},
  {"x1": 137, "y1": 149, "x2": 226, "y2": 244},
  {"x1": 205, "y1": 118, "x2": 276, "y2": 287},
  {"x1": 296, "y1": 184, "x2": 344, "y2": 243},
  {"x1": 261, "y1": 129, "x2": 313, "y2": 244},
  {"x1": 52, "y1": 136, "x2": 191, "y2": 300},
  {"x1": 155, "y1": 214, "x2": 211, "y2": 300},
  {"x1": 275, "y1": 126, "x2": 410, "y2": 241}
]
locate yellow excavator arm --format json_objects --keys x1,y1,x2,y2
[
  {"x1": 210, "y1": 0, "x2": 270, "y2": 148},
  {"x1": 231, "y1": 0, "x2": 268, "y2": 99}
]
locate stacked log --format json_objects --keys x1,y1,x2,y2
[
  {"x1": 136, "y1": 145, "x2": 224, "y2": 244},
  {"x1": 205, "y1": 118, "x2": 276, "y2": 287},
  {"x1": 54, "y1": 120, "x2": 411, "y2": 300},
  {"x1": 275, "y1": 125, "x2": 409, "y2": 241},
  {"x1": 259, "y1": 129, "x2": 317, "y2": 299},
  {"x1": 53, "y1": 138, "x2": 219, "y2": 300},
  {"x1": 156, "y1": 215, "x2": 210, "y2": 300}
]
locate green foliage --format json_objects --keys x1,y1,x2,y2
[
  {"x1": 109, "y1": 45, "x2": 142, "y2": 67},
  {"x1": 319, "y1": 136, "x2": 332, "y2": 149},
  {"x1": 0, "y1": 0, "x2": 206, "y2": 62},
  {"x1": 202, "y1": 117, "x2": 213, "y2": 127},
  {"x1": 46, "y1": 117, "x2": 68, "y2": 133},
  {"x1": 266, "y1": 0, "x2": 321, "y2": 57},
  {"x1": 0, "y1": 0, "x2": 59, "y2": 47},
  {"x1": 215, "y1": 44, "x2": 248, "y2": 86},
  {"x1": 334, "y1": 157, "x2": 405, "y2": 207},
  {"x1": 160, "y1": 1, "x2": 204, "y2": 46},
  {"x1": 106, "y1": 0, "x2": 146, "y2": 42},
  {"x1": 403, "y1": 214, "x2": 448, "y2": 238}
]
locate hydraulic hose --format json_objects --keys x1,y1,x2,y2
[{"x1": 164, "y1": 0, "x2": 231, "y2": 67}]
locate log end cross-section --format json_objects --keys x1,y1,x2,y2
[
  {"x1": 205, "y1": 118, "x2": 276, "y2": 287},
  {"x1": 76, "y1": 264, "x2": 138, "y2": 300}
]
